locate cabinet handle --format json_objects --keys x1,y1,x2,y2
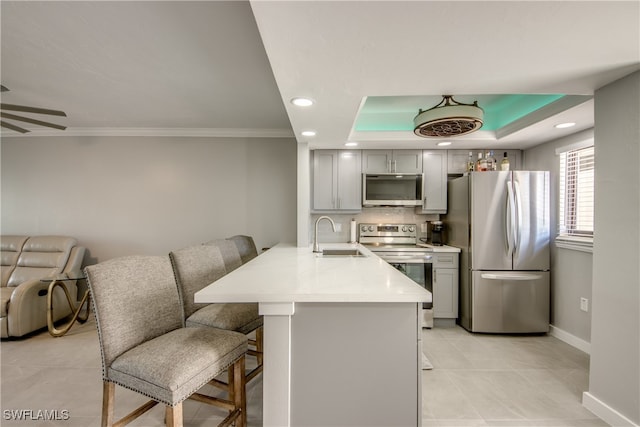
[
  {"x1": 387, "y1": 160, "x2": 392, "y2": 172},
  {"x1": 393, "y1": 160, "x2": 397, "y2": 172},
  {"x1": 481, "y1": 273, "x2": 542, "y2": 281}
]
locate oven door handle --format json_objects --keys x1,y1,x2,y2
[{"x1": 378, "y1": 255, "x2": 433, "y2": 262}]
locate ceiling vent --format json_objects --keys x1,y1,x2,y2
[{"x1": 413, "y1": 95, "x2": 483, "y2": 138}]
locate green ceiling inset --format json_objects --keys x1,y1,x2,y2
[{"x1": 354, "y1": 94, "x2": 566, "y2": 132}]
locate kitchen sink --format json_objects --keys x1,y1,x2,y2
[{"x1": 319, "y1": 249, "x2": 366, "y2": 257}]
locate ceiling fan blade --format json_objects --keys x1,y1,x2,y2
[
  {"x1": 1, "y1": 120, "x2": 30, "y2": 133},
  {"x1": 1, "y1": 112, "x2": 67, "y2": 130},
  {"x1": 1, "y1": 103, "x2": 67, "y2": 117}
]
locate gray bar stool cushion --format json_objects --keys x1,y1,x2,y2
[
  {"x1": 187, "y1": 303, "x2": 262, "y2": 335},
  {"x1": 109, "y1": 326, "x2": 246, "y2": 405}
]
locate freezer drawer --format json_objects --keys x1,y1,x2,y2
[{"x1": 471, "y1": 271, "x2": 549, "y2": 333}]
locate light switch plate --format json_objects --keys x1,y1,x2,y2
[{"x1": 580, "y1": 297, "x2": 589, "y2": 312}]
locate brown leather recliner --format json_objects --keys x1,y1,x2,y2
[{"x1": 1, "y1": 236, "x2": 85, "y2": 338}]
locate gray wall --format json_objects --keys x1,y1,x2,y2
[
  {"x1": 1, "y1": 135, "x2": 297, "y2": 263},
  {"x1": 588, "y1": 71, "x2": 639, "y2": 425},
  {"x1": 524, "y1": 129, "x2": 594, "y2": 345}
]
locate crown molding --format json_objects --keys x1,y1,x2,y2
[{"x1": 1, "y1": 127, "x2": 295, "y2": 138}]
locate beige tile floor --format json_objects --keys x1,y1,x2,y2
[
  {"x1": 1, "y1": 316, "x2": 607, "y2": 427},
  {"x1": 0, "y1": 316, "x2": 263, "y2": 427},
  {"x1": 422, "y1": 326, "x2": 608, "y2": 427}
]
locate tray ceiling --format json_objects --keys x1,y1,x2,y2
[{"x1": 2, "y1": 1, "x2": 638, "y2": 149}]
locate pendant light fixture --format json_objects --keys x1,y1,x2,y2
[{"x1": 414, "y1": 95, "x2": 484, "y2": 138}]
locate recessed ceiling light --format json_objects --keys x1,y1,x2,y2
[
  {"x1": 301, "y1": 130, "x2": 316, "y2": 137},
  {"x1": 345, "y1": 142, "x2": 358, "y2": 147},
  {"x1": 555, "y1": 122, "x2": 576, "y2": 129},
  {"x1": 437, "y1": 141, "x2": 452, "y2": 146},
  {"x1": 291, "y1": 97, "x2": 314, "y2": 107}
]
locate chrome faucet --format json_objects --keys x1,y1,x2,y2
[{"x1": 313, "y1": 216, "x2": 337, "y2": 253}]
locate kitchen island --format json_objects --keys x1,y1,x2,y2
[{"x1": 195, "y1": 243, "x2": 431, "y2": 427}]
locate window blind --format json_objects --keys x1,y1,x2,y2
[{"x1": 558, "y1": 145, "x2": 594, "y2": 239}]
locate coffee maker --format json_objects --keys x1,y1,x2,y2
[{"x1": 430, "y1": 221, "x2": 444, "y2": 246}]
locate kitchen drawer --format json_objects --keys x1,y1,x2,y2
[{"x1": 433, "y1": 253, "x2": 459, "y2": 268}]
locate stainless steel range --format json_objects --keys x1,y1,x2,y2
[{"x1": 359, "y1": 223, "x2": 434, "y2": 327}]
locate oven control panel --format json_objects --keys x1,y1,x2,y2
[{"x1": 359, "y1": 223, "x2": 417, "y2": 238}]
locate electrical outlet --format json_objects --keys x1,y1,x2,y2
[{"x1": 580, "y1": 297, "x2": 589, "y2": 312}]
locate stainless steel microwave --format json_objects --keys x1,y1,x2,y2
[{"x1": 362, "y1": 173, "x2": 424, "y2": 206}]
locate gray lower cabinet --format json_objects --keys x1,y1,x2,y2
[
  {"x1": 433, "y1": 253, "x2": 459, "y2": 319},
  {"x1": 418, "y1": 150, "x2": 448, "y2": 214},
  {"x1": 291, "y1": 302, "x2": 421, "y2": 426},
  {"x1": 312, "y1": 150, "x2": 362, "y2": 212}
]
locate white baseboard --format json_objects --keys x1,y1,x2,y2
[
  {"x1": 583, "y1": 392, "x2": 640, "y2": 427},
  {"x1": 549, "y1": 324, "x2": 591, "y2": 354}
]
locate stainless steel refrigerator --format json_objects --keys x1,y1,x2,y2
[{"x1": 445, "y1": 171, "x2": 550, "y2": 333}]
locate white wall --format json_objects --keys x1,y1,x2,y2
[
  {"x1": 1, "y1": 135, "x2": 297, "y2": 264},
  {"x1": 585, "y1": 70, "x2": 640, "y2": 426},
  {"x1": 524, "y1": 129, "x2": 594, "y2": 347}
]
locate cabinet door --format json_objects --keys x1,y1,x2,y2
[
  {"x1": 312, "y1": 150, "x2": 338, "y2": 210},
  {"x1": 420, "y1": 150, "x2": 447, "y2": 213},
  {"x1": 433, "y1": 268, "x2": 458, "y2": 318},
  {"x1": 393, "y1": 150, "x2": 423, "y2": 173},
  {"x1": 336, "y1": 151, "x2": 362, "y2": 210},
  {"x1": 447, "y1": 150, "x2": 473, "y2": 174},
  {"x1": 362, "y1": 150, "x2": 392, "y2": 173}
]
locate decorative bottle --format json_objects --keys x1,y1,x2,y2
[
  {"x1": 476, "y1": 152, "x2": 487, "y2": 171},
  {"x1": 500, "y1": 152, "x2": 510, "y2": 171},
  {"x1": 488, "y1": 150, "x2": 497, "y2": 171},
  {"x1": 467, "y1": 151, "x2": 475, "y2": 172}
]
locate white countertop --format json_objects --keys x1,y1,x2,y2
[{"x1": 195, "y1": 243, "x2": 432, "y2": 304}]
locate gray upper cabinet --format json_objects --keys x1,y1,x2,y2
[
  {"x1": 418, "y1": 150, "x2": 448, "y2": 214},
  {"x1": 362, "y1": 150, "x2": 423, "y2": 173},
  {"x1": 312, "y1": 150, "x2": 362, "y2": 212}
]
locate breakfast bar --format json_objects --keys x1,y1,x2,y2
[{"x1": 195, "y1": 243, "x2": 431, "y2": 427}]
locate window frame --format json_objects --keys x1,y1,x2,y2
[{"x1": 555, "y1": 138, "x2": 595, "y2": 253}]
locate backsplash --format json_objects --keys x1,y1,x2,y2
[{"x1": 310, "y1": 208, "x2": 440, "y2": 244}]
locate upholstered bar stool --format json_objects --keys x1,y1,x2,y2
[
  {"x1": 204, "y1": 239, "x2": 263, "y2": 377},
  {"x1": 207, "y1": 239, "x2": 243, "y2": 272},
  {"x1": 170, "y1": 243, "x2": 263, "y2": 383},
  {"x1": 224, "y1": 236, "x2": 263, "y2": 372},
  {"x1": 227, "y1": 235, "x2": 259, "y2": 264},
  {"x1": 85, "y1": 255, "x2": 247, "y2": 427}
]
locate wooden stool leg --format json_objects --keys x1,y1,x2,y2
[
  {"x1": 102, "y1": 382, "x2": 115, "y2": 427},
  {"x1": 165, "y1": 403, "x2": 182, "y2": 427},
  {"x1": 228, "y1": 363, "x2": 236, "y2": 405},
  {"x1": 233, "y1": 357, "x2": 247, "y2": 427},
  {"x1": 256, "y1": 326, "x2": 264, "y2": 366}
]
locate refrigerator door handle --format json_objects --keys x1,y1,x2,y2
[
  {"x1": 481, "y1": 272, "x2": 543, "y2": 281},
  {"x1": 514, "y1": 180, "x2": 523, "y2": 252},
  {"x1": 506, "y1": 181, "x2": 517, "y2": 257}
]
